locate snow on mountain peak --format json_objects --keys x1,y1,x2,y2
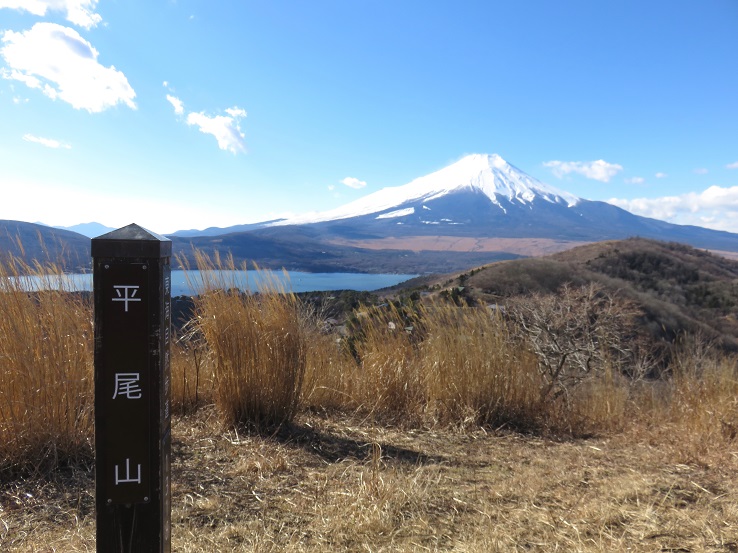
[
  {"x1": 277, "y1": 154, "x2": 580, "y2": 225},
  {"x1": 431, "y1": 153, "x2": 579, "y2": 206}
]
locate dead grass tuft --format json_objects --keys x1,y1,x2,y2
[
  {"x1": 0, "y1": 258, "x2": 93, "y2": 476},
  {"x1": 181, "y1": 251, "x2": 308, "y2": 429}
]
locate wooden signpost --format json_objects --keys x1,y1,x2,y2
[{"x1": 92, "y1": 224, "x2": 172, "y2": 553}]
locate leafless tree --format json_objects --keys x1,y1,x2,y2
[{"x1": 508, "y1": 283, "x2": 640, "y2": 402}]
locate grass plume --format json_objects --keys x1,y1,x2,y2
[
  {"x1": 0, "y1": 258, "x2": 93, "y2": 476},
  {"x1": 181, "y1": 251, "x2": 308, "y2": 429}
]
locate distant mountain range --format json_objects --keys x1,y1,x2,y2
[
  {"x1": 169, "y1": 220, "x2": 285, "y2": 238},
  {"x1": 51, "y1": 222, "x2": 116, "y2": 238},
  {"x1": 0, "y1": 220, "x2": 90, "y2": 271},
  {"x1": 5, "y1": 154, "x2": 738, "y2": 273}
]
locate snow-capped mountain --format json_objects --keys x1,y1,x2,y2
[
  {"x1": 276, "y1": 154, "x2": 579, "y2": 226},
  {"x1": 7, "y1": 153, "x2": 738, "y2": 274},
  {"x1": 249, "y1": 153, "x2": 738, "y2": 255},
  {"x1": 160, "y1": 153, "x2": 738, "y2": 273}
]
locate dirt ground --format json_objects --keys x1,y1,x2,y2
[{"x1": 2, "y1": 407, "x2": 737, "y2": 552}]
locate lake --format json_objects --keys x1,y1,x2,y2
[{"x1": 11, "y1": 270, "x2": 418, "y2": 296}]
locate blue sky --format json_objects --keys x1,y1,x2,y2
[{"x1": 1, "y1": 0, "x2": 737, "y2": 235}]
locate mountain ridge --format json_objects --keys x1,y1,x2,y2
[
  {"x1": 51, "y1": 222, "x2": 116, "y2": 238},
  {"x1": 4, "y1": 154, "x2": 738, "y2": 274}
]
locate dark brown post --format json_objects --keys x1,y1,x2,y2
[{"x1": 92, "y1": 224, "x2": 172, "y2": 553}]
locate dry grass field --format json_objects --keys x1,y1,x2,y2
[
  {"x1": 2, "y1": 251, "x2": 738, "y2": 552},
  {"x1": 3, "y1": 408, "x2": 738, "y2": 552},
  {"x1": 327, "y1": 236, "x2": 590, "y2": 257}
]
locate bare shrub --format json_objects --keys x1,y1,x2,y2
[{"x1": 508, "y1": 283, "x2": 640, "y2": 403}]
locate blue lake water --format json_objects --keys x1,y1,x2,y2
[
  {"x1": 11, "y1": 270, "x2": 418, "y2": 296},
  {"x1": 170, "y1": 270, "x2": 418, "y2": 296}
]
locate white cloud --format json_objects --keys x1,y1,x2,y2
[
  {"x1": 225, "y1": 107, "x2": 246, "y2": 118},
  {"x1": 624, "y1": 177, "x2": 645, "y2": 185},
  {"x1": 0, "y1": 23, "x2": 136, "y2": 112},
  {"x1": 609, "y1": 185, "x2": 738, "y2": 233},
  {"x1": 727, "y1": 162, "x2": 738, "y2": 170},
  {"x1": 655, "y1": 172, "x2": 668, "y2": 179},
  {"x1": 0, "y1": 0, "x2": 102, "y2": 29},
  {"x1": 340, "y1": 177, "x2": 367, "y2": 189},
  {"x1": 166, "y1": 82, "x2": 248, "y2": 153},
  {"x1": 693, "y1": 168, "x2": 709, "y2": 175},
  {"x1": 23, "y1": 133, "x2": 71, "y2": 149},
  {"x1": 186, "y1": 108, "x2": 247, "y2": 153},
  {"x1": 543, "y1": 159, "x2": 623, "y2": 182},
  {"x1": 166, "y1": 94, "x2": 184, "y2": 115}
]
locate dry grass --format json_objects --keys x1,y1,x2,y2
[
  {"x1": 2, "y1": 252, "x2": 738, "y2": 550},
  {"x1": 171, "y1": 338, "x2": 214, "y2": 416},
  {"x1": 0, "y1": 258, "x2": 93, "y2": 475},
  {"x1": 302, "y1": 300, "x2": 633, "y2": 435},
  {"x1": 338, "y1": 303, "x2": 426, "y2": 421},
  {"x1": 419, "y1": 304, "x2": 541, "y2": 428},
  {"x1": 327, "y1": 236, "x2": 590, "y2": 256},
  {"x1": 2, "y1": 407, "x2": 737, "y2": 552},
  {"x1": 181, "y1": 251, "x2": 308, "y2": 429},
  {"x1": 638, "y1": 338, "x2": 738, "y2": 466}
]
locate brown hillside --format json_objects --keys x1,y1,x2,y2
[
  {"x1": 328, "y1": 236, "x2": 590, "y2": 256},
  {"x1": 423, "y1": 238, "x2": 738, "y2": 351}
]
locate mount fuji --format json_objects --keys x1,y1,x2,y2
[
  {"x1": 168, "y1": 153, "x2": 738, "y2": 272},
  {"x1": 275, "y1": 153, "x2": 580, "y2": 227},
  {"x1": 254, "y1": 153, "x2": 738, "y2": 250},
  {"x1": 6, "y1": 153, "x2": 738, "y2": 274}
]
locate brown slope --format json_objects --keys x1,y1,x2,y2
[
  {"x1": 327, "y1": 236, "x2": 591, "y2": 257},
  {"x1": 423, "y1": 238, "x2": 738, "y2": 351}
]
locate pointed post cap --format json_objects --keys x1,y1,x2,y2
[{"x1": 91, "y1": 223, "x2": 172, "y2": 259}]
